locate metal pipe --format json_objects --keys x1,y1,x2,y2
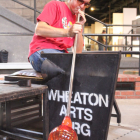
[
  {"x1": 121, "y1": 51, "x2": 140, "y2": 54},
  {"x1": 85, "y1": 36, "x2": 106, "y2": 47},
  {"x1": 83, "y1": 34, "x2": 140, "y2": 37},
  {"x1": 115, "y1": 51, "x2": 140, "y2": 54},
  {"x1": 84, "y1": 36, "x2": 140, "y2": 48},
  {"x1": 86, "y1": 51, "x2": 140, "y2": 54},
  {"x1": 34, "y1": 0, "x2": 37, "y2": 24},
  {"x1": 125, "y1": 36, "x2": 127, "y2": 53},
  {"x1": 66, "y1": 14, "x2": 80, "y2": 117},
  {"x1": 84, "y1": 13, "x2": 107, "y2": 26},
  {"x1": 130, "y1": 29, "x2": 133, "y2": 55},
  {"x1": 105, "y1": 26, "x2": 108, "y2": 50},
  {"x1": 107, "y1": 45, "x2": 140, "y2": 48},
  {"x1": 0, "y1": 33, "x2": 34, "y2": 36},
  {"x1": 107, "y1": 24, "x2": 140, "y2": 27}
]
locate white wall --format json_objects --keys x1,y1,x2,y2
[
  {"x1": 113, "y1": 13, "x2": 123, "y2": 51},
  {"x1": 95, "y1": 22, "x2": 104, "y2": 40},
  {"x1": 123, "y1": 8, "x2": 136, "y2": 34},
  {"x1": 84, "y1": 26, "x2": 91, "y2": 50},
  {"x1": 90, "y1": 24, "x2": 95, "y2": 50},
  {"x1": 94, "y1": 22, "x2": 104, "y2": 50},
  {"x1": 123, "y1": 8, "x2": 137, "y2": 45},
  {"x1": 123, "y1": 8, "x2": 138, "y2": 57}
]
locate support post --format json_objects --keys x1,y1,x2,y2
[
  {"x1": 34, "y1": 0, "x2": 37, "y2": 24},
  {"x1": 43, "y1": 89, "x2": 49, "y2": 140}
]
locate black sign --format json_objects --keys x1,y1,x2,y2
[{"x1": 42, "y1": 52, "x2": 121, "y2": 140}]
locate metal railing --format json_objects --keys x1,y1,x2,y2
[
  {"x1": 126, "y1": 29, "x2": 133, "y2": 52},
  {"x1": 84, "y1": 13, "x2": 140, "y2": 50},
  {"x1": 84, "y1": 13, "x2": 140, "y2": 75},
  {"x1": 11, "y1": 0, "x2": 41, "y2": 23},
  {"x1": 0, "y1": 32, "x2": 34, "y2": 36},
  {"x1": 10, "y1": 0, "x2": 64, "y2": 23}
]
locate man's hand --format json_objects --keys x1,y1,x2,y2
[
  {"x1": 67, "y1": 23, "x2": 82, "y2": 37},
  {"x1": 67, "y1": 9, "x2": 86, "y2": 37},
  {"x1": 77, "y1": 9, "x2": 86, "y2": 25}
]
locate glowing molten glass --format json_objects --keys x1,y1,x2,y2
[{"x1": 48, "y1": 116, "x2": 78, "y2": 140}]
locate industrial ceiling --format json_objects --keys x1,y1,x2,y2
[{"x1": 85, "y1": 0, "x2": 139, "y2": 25}]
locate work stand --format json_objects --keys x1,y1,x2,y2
[
  {"x1": 111, "y1": 99, "x2": 121, "y2": 124},
  {"x1": 0, "y1": 84, "x2": 49, "y2": 140},
  {"x1": 41, "y1": 52, "x2": 121, "y2": 140}
]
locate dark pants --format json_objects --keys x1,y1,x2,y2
[{"x1": 98, "y1": 44, "x2": 104, "y2": 51}]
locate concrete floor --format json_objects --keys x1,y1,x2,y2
[{"x1": 108, "y1": 99, "x2": 140, "y2": 140}]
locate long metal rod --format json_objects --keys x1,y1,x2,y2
[
  {"x1": 0, "y1": 33, "x2": 34, "y2": 36},
  {"x1": 107, "y1": 24, "x2": 140, "y2": 27},
  {"x1": 34, "y1": 0, "x2": 37, "y2": 24},
  {"x1": 83, "y1": 34, "x2": 140, "y2": 36},
  {"x1": 107, "y1": 45, "x2": 140, "y2": 48},
  {"x1": 3, "y1": 33, "x2": 140, "y2": 37},
  {"x1": 84, "y1": 13, "x2": 106, "y2": 26},
  {"x1": 87, "y1": 51, "x2": 140, "y2": 54},
  {"x1": 43, "y1": 90, "x2": 49, "y2": 140},
  {"x1": 105, "y1": 26, "x2": 107, "y2": 50},
  {"x1": 66, "y1": 14, "x2": 80, "y2": 117}
]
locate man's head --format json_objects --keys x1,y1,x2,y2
[
  {"x1": 67, "y1": 0, "x2": 91, "y2": 14},
  {"x1": 102, "y1": 30, "x2": 106, "y2": 34}
]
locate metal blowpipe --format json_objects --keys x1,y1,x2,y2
[
  {"x1": 66, "y1": 13, "x2": 80, "y2": 117},
  {"x1": 48, "y1": 14, "x2": 80, "y2": 140}
]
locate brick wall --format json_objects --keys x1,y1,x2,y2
[
  {"x1": 0, "y1": 0, "x2": 50, "y2": 23},
  {"x1": 115, "y1": 74, "x2": 140, "y2": 99}
]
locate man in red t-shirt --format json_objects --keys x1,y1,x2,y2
[{"x1": 28, "y1": 0, "x2": 91, "y2": 72}]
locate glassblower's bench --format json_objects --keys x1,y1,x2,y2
[{"x1": 0, "y1": 84, "x2": 49, "y2": 140}]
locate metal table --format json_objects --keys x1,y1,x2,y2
[{"x1": 0, "y1": 84, "x2": 49, "y2": 140}]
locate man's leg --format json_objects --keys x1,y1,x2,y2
[{"x1": 29, "y1": 49, "x2": 65, "y2": 72}]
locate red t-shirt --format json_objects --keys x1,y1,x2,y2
[{"x1": 28, "y1": 1, "x2": 76, "y2": 58}]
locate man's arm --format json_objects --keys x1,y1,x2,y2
[
  {"x1": 35, "y1": 21, "x2": 83, "y2": 53},
  {"x1": 35, "y1": 21, "x2": 82, "y2": 38},
  {"x1": 35, "y1": 21, "x2": 68, "y2": 37}
]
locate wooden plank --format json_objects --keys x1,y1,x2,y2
[{"x1": 0, "y1": 84, "x2": 47, "y2": 102}]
